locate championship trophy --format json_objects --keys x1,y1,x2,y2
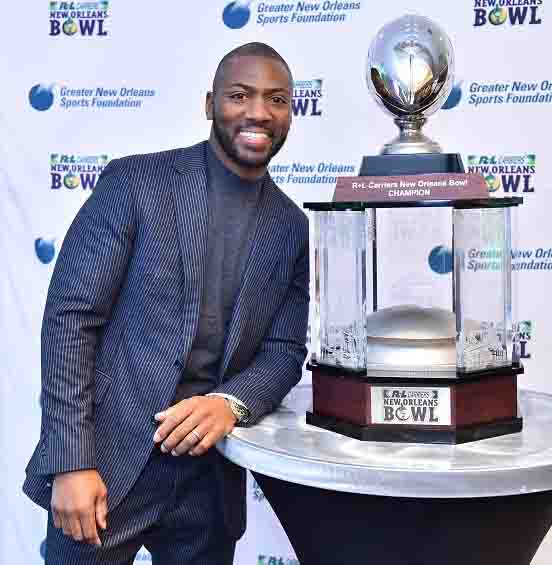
[{"x1": 305, "y1": 14, "x2": 524, "y2": 444}]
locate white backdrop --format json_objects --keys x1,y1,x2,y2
[{"x1": 1, "y1": 1, "x2": 550, "y2": 563}]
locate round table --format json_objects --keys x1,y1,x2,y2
[{"x1": 217, "y1": 385, "x2": 552, "y2": 565}]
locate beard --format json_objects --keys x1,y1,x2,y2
[{"x1": 211, "y1": 108, "x2": 288, "y2": 170}]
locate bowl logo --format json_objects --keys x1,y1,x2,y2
[
  {"x1": 489, "y1": 7, "x2": 508, "y2": 25},
  {"x1": 62, "y1": 18, "x2": 79, "y2": 35},
  {"x1": 223, "y1": 0, "x2": 253, "y2": 29},
  {"x1": 29, "y1": 84, "x2": 55, "y2": 111},
  {"x1": 35, "y1": 238, "x2": 56, "y2": 264},
  {"x1": 395, "y1": 405, "x2": 410, "y2": 421},
  {"x1": 474, "y1": 5, "x2": 542, "y2": 27},
  {"x1": 485, "y1": 174, "x2": 501, "y2": 193},
  {"x1": 63, "y1": 172, "x2": 81, "y2": 189},
  {"x1": 442, "y1": 82, "x2": 462, "y2": 110},
  {"x1": 428, "y1": 245, "x2": 453, "y2": 275}
]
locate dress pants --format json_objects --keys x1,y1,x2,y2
[{"x1": 45, "y1": 448, "x2": 236, "y2": 565}]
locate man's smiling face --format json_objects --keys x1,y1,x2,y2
[{"x1": 206, "y1": 55, "x2": 293, "y2": 180}]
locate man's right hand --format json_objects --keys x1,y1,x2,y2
[{"x1": 51, "y1": 469, "x2": 108, "y2": 546}]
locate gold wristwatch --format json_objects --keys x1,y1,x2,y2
[{"x1": 226, "y1": 398, "x2": 250, "y2": 424}]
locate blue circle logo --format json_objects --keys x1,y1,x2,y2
[
  {"x1": 29, "y1": 84, "x2": 55, "y2": 111},
  {"x1": 40, "y1": 538, "x2": 47, "y2": 559},
  {"x1": 442, "y1": 82, "x2": 462, "y2": 110},
  {"x1": 428, "y1": 245, "x2": 453, "y2": 275},
  {"x1": 223, "y1": 1, "x2": 251, "y2": 29},
  {"x1": 35, "y1": 238, "x2": 56, "y2": 264}
]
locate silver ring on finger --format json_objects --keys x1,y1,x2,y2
[{"x1": 190, "y1": 429, "x2": 202, "y2": 443}]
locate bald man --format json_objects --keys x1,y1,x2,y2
[{"x1": 24, "y1": 42, "x2": 309, "y2": 565}]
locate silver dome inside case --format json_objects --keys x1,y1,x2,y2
[{"x1": 365, "y1": 305, "x2": 457, "y2": 376}]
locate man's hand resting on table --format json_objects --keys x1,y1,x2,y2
[{"x1": 153, "y1": 395, "x2": 237, "y2": 457}]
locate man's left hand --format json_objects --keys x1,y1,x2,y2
[{"x1": 153, "y1": 396, "x2": 237, "y2": 456}]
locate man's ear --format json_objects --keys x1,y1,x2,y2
[{"x1": 206, "y1": 92, "x2": 214, "y2": 120}]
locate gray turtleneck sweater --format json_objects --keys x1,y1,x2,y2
[{"x1": 173, "y1": 143, "x2": 265, "y2": 403}]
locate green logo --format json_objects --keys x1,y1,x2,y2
[
  {"x1": 485, "y1": 174, "x2": 501, "y2": 192},
  {"x1": 63, "y1": 172, "x2": 80, "y2": 189},
  {"x1": 62, "y1": 18, "x2": 78, "y2": 35},
  {"x1": 518, "y1": 320, "x2": 532, "y2": 337},
  {"x1": 489, "y1": 7, "x2": 508, "y2": 25}
]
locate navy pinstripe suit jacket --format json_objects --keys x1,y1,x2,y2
[{"x1": 23, "y1": 141, "x2": 309, "y2": 539}]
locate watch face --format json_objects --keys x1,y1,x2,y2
[{"x1": 230, "y1": 400, "x2": 249, "y2": 422}]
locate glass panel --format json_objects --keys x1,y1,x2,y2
[
  {"x1": 510, "y1": 209, "x2": 521, "y2": 365},
  {"x1": 375, "y1": 208, "x2": 453, "y2": 311},
  {"x1": 312, "y1": 210, "x2": 373, "y2": 370},
  {"x1": 454, "y1": 207, "x2": 514, "y2": 371}
]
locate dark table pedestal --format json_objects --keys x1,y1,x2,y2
[
  {"x1": 217, "y1": 387, "x2": 552, "y2": 565},
  {"x1": 254, "y1": 472, "x2": 552, "y2": 565}
]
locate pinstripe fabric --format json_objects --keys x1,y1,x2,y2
[
  {"x1": 45, "y1": 450, "x2": 235, "y2": 565},
  {"x1": 23, "y1": 141, "x2": 309, "y2": 541}
]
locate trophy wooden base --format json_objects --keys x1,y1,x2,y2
[{"x1": 308, "y1": 364, "x2": 524, "y2": 444}]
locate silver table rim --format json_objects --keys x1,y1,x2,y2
[{"x1": 217, "y1": 387, "x2": 552, "y2": 498}]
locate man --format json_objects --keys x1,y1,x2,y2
[{"x1": 23, "y1": 42, "x2": 309, "y2": 564}]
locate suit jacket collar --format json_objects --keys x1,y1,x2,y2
[
  {"x1": 173, "y1": 140, "x2": 208, "y2": 176},
  {"x1": 170, "y1": 142, "x2": 209, "y2": 358}
]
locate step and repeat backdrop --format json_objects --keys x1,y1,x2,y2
[{"x1": 1, "y1": 1, "x2": 550, "y2": 564}]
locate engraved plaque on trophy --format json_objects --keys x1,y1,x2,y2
[{"x1": 304, "y1": 15, "x2": 524, "y2": 444}]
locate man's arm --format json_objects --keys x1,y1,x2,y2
[
  {"x1": 39, "y1": 158, "x2": 135, "y2": 545},
  {"x1": 154, "y1": 235, "x2": 309, "y2": 456},
  {"x1": 39, "y1": 158, "x2": 135, "y2": 475},
  {"x1": 211, "y1": 240, "x2": 309, "y2": 422}
]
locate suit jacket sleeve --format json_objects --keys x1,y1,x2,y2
[
  {"x1": 211, "y1": 224, "x2": 309, "y2": 425},
  {"x1": 38, "y1": 158, "x2": 136, "y2": 475}
]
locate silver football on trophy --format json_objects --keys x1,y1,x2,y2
[{"x1": 366, "y1": 14, "x2": 455, "y2": 155}]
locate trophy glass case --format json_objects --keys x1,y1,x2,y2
[{"x1": 305, "y1": 198, "x2": 523, "y2": 444}]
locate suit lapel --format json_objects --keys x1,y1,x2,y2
[
  {"x1": 220, "y1": 180, "x2": 285, "y2": 376},
  {"x1": 170, "y1": 143, "x2": 286, "y2": 376},
  {"x1": 170, "y1": 143, "x2": 209, "y2": 357}
]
